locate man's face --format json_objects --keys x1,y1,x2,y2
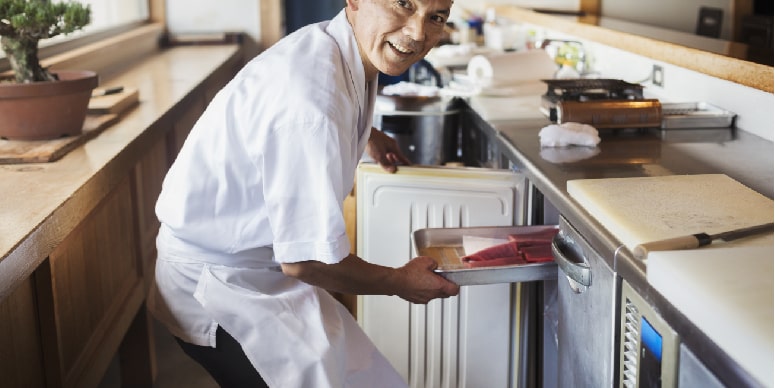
[{"x1": 347, "y1": 0, "x2": 452, "y2": 79}]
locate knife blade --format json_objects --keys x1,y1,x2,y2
[
  {"x1": 632, "y1": 222, "x2": 774, "y2": 260},
  {"x1": 91, "y1": 86, "x2": 124, "y2": 97}
]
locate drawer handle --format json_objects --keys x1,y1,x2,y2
[{"x1": 551, "y1": 234, "x2": 591, "y2": 293}]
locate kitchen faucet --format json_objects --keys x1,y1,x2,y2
[{"x1": 540, "y1": 39, "x2": 588, "y2": 76}]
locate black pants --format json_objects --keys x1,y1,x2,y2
[{"x1": 175, "y1": 327, "x2": 269, "y2": 388}]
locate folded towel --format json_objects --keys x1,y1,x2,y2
[
  {"x1": 381, "y1": 81, "x2": 440, "y2": 97},
  {"x1": 540, "y1": 147, "x2": 601, "y2": 163},
  {"x1": 539, "y1": 122, "x2": 601, "y2": 147}
]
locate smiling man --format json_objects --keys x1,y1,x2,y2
[
  {"x1": 148, "y1": 0, "x2": 457, "y2": 387},
  {"x1": 348, "y1": 0, "x2": 451, "y2": 78}
]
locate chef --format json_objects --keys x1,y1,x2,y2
[{"x1": 147, "y1": 0, "x2": 458, "y2": 387}]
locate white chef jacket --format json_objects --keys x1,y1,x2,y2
[{"x1": 148, "y1": 10, "x2": 406, "y2": 388}]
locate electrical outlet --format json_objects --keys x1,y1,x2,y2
[{"x1": 652, "y1": 64, "x2": 664, "y2": 87}]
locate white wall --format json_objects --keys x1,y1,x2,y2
[
  {"x1": 601, "y1": 0, "x2": 734, "y2": 40},
  {"x1": 165, "y1": 0, "x2": 261, "y2": 41},
  {"x1": 454, "y1": 0, "x2": 734, "y2": 40},
  {"x1": 530, "y1": 25, "x2": 773, "y2": 141},
  {"x1": 452, "y1": 0, "x2": 579, "y2": 19},
  {"x1": 164, "y1": 0, "x2": 732, "y2": 44}
]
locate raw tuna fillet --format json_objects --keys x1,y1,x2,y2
[
  {"x1": 460, "y1": 228, "x2": 558, "y2": 268},
  {"x1": 507, "y1": 228, "x2": 558, "y2": 244},
  {"x1": 520, "y1": 244, "x2": 554, "y2": 263},
  {"x1": 461, "y1": 240, "x2": 521, "y2": 262}
]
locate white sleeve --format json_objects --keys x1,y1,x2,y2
[{"x1": 261, "y1": 117, "x2": 352, "y2": 264}]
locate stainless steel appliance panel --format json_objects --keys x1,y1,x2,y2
[
  {"x1": 618, "y1": 280, "x2": 679, "y2": 387},
  {"x1": 553, "y1": 216, "x2": 618, "y2": 387},
  {"x1": 679, "y1": 344, "x2": 725, "y2": 388}
]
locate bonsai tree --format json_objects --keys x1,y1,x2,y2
[{"x1": 0, "y1": 0, "x2": 90, "y2": 83}]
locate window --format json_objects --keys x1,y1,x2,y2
[
  {"x1": 81, "y1": 0, "x2": 149, "y2": 32},
  {"x1": 1, "y1": 0, "x2": 150, "y2": 64},
  {"x1": 43, "y1": 0, "x2": 150, "y2": 44}
]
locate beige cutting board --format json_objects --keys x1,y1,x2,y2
[
  {"x1": 567, "y1": 174, "x2": 774, "y2": 251},
  {"x1": 647, "y1": 246, "x2": 774, "y2": 387}
]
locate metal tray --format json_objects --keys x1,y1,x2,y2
[
  {"x1": 661, "y1": 102, "x2": 736, "y2": 129},
  {"x1": 413, "y1": 225, "x2": 559, "y2": 286}
]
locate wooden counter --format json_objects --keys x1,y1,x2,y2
[{"x1": 0, "y1": 43, "x2": 245, "y2": 387}]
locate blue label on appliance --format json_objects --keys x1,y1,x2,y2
[{"x1": 641, "y1": 316, "x2": 663, "y2": 361}]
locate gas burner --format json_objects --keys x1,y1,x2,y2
[
  {"x1": 542, "y1": 79, "x2": 645, "y2": 100},
  {"x1": 540, "y1": 79, "x2": 646, "y2": 121}
]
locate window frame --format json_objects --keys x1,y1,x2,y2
[{"x1": 1, "y1": 0, "x2": 162, "y2": 76}]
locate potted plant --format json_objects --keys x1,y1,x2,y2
[{"x1": 0, "y1": 0, "x2": 95, "y2": 140}]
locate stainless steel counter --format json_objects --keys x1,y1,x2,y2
[{"x1": 462, "y1": 101, "x2": 773, "y2": 386}]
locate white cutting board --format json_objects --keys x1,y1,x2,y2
[
  {"x1": 569, "y1": 174, "x2": 774, "y2": 385},
  {"x1": 566, "y1": 174, "x2": 774, "y2": 251},
  {"x1": 648, "y1": 246, "x2": 774, "y2": 387}
]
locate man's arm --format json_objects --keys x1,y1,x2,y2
[
  {"x1": 280, "y1": 254, "x2": 459, "y2": 304},
  {"x1": 366, "y1": 127, "x2": 412, "y2": 173}
]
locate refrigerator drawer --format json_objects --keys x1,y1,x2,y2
[{"x1": 413, "y1": 225, "x2": 559, "y2": 286}]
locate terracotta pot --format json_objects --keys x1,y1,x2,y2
[{"x1": 0, "y1": 70, "x2": 99, "y2": 141}]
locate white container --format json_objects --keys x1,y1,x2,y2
[{"x1": 483, "y1": 22, "x2": 526, "y2": 51}]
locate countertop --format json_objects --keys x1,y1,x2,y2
[
  {"x1": 1, "y1": 40, "x2": 770, "y2": 384},
  {"x1": 0, "y1": 45, "x2": 242, "y2": 301},
  {"x1": 464, "y1": 94, "x2": 773, "y2": 386}
]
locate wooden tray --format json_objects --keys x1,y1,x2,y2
[
  {"x1": 88, "y1": 87, "x2": 139, "y2": 115},
  {"x1": 0, "y1": 114, "x2": 118, "y2": 164}
]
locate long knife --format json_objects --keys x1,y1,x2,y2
[{"x1": 632, "y1": 222, "x2": 774, "y2": 260}]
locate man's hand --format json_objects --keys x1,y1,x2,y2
[
  {"x1": 394, "y1": 256, "x2": 460, "y2": 304},
  {"x1": 366, "y1": 127, "x2": 412, "y2": 173},
  {"x1": 280, "y1": 255, "x2": 459, "y2": 305}
]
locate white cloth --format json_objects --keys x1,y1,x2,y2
[
  {"x1": 148, "y1": 10, "x2": 406, "y2": 388},
  {"x1": 538, "y1": 122, "x2": 601, "y2": 147},
  {"x1": 539, "y1": 146, "x2": 601, "y2": 163},
  {"x1": 381, "y1": 81, "x2": 439, "y2": 97}
]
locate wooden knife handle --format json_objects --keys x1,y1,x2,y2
[{"x1": 632, "y1": 234, "x2": 705, "y2": 260}]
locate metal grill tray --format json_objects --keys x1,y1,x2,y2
[
  {"x1": 661, "y1": 102, "x2": 736, "y2": 128},
  {"x1": 541, "y1": 79, "x2": 645, "y2": 98},
  {"x1": 413, "y1": 226, "x2": 558, "y2": 286}
]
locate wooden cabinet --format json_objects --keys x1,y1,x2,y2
[
  {"x1": 37, "y1": 176, "x2": 146, "y2": 387},
  {"x1": 0, "y1": 45, "x2": 245, "y2": 387},
  {"x1": 168, "y1": 96, "x2": 207, "y2": 161},
  {"x1": 0, "y1": 278, "x2": 47, "y2": 387},
  {"x1": 133, "y1": 135, "x2": 170, "y2": 288},
  {"x1": 0, "y1": 175, "x2": 153, "y2": 388}
]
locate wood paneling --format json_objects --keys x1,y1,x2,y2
[
  {"x1": 732, "y1": 0, "x2": 754, "y2": 41},
  {"x1": 133, "y1": 137, "x2": 169, "y2": 284},
  {"x1": 579, "y1": 0, "x2": 601, "y2": 16},
  {"x1": 0, "y1": 278, "x2": 47, "y2": 387},
  {"x1": 148, "y1": 0, "x2": 167, "y2": 25},
  {"x1": 46, "y1": 24, "x2": 164, "y2": 82},
  {"x1": 0, "y1": 41, "x2": 246, "y2": 387},
  {"x1": 168, "y1": 96, "x2": 207, "y2": 163},
  {"x1": 260, "y1": 0, "x2": 285, "y2": 49},
  {"x1": 43, "y1": 177, "x2": 145, "y2": 387}
]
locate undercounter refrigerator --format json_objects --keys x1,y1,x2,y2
[{"x1": 356, "y1": 163, "x2": 557, "y2": 387}]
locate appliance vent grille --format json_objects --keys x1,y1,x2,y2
[{"x1": 622, "y1": 297, "x2": 641, "y2": 387}]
